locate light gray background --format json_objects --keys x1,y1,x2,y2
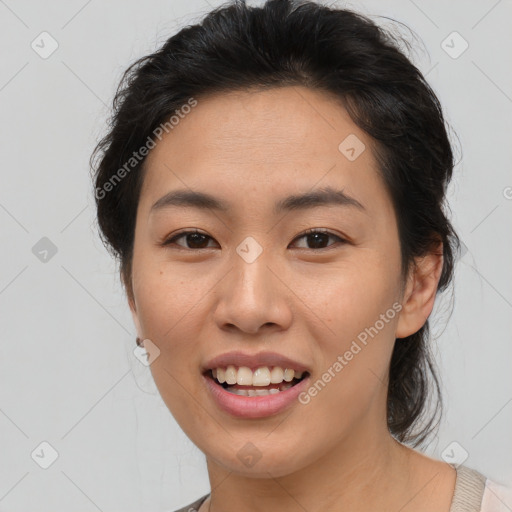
[{"x1": 1, "y1": 0, "x2": 511, "y2": 510}]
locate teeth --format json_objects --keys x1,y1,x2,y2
[
  {"x1": 236, "y1": 366, "x2": 253, "y2": 385},
  {"x1": 211, "y1": 365, "x2": 306, "y2": 386},
  {"x1": 270, "y1": 366, "x2": 284, "y2": 383},
  {"x1": 225, "y1": 365, "x2": 237, "y2": 385},
  {"x1": 226, "y1": 383, "x2": 293, "y2": 396},
  {"x1": 231, "y1": 388, "x2": 249, "y2": 396},
  {"x1": 252, "y1": 367, "x2": 271, "y2": 386},
  {"x1": 283, "y1": 369, "x2": 295, "y2": 382}
]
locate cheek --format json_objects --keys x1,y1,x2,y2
[
  {"x1": 133, "y1": 267, "x2": 213, "y2": 433},
  {"x1": 300, "y1": 303, "x2": 397, "y2": 436},
  {"x1": 131, "y1": 265, "x2": 206, "y2": 393},
  {"x1": 300, "y1": 252, "x2": 400, "y2": 339},
  {"x1": 301, "y1": 256, "x2": 400, "y2": 404},
  {"x1": 133, "y1": 261, "x2": 208, "y2": 339}
]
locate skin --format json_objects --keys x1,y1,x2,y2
[{"x1": 127, "y1": 86, "x2": 455, "y2": 512}]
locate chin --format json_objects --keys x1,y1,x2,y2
[{"x1": 199, "y1": 434, "x2": 316, "y2": 479}]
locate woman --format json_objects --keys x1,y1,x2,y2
[{"x1": 91, "y1": 1, "x2": 511, "y2": 510}]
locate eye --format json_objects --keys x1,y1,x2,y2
[
  {"x1": 290, "y1": 229, "x2": 346, "y2": 250},
  {"x1": 161, "y1": 230, "x2": 218, "y2": 250},
  {"x1": 161, "y1": 228, "x2": 347, "y2": 251}
]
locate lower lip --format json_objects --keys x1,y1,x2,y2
[{"x1": 202, "y1": 374, "x2": 310, "y2": 419}]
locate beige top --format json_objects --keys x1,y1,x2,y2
[{"x1": 172, "y1": 464, "x2": 491, "y2": 512}]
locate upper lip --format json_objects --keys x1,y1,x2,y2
[{"x1": 203, "y1": 351, "x2": 310, "y2": 373}]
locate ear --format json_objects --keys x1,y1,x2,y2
[
  {"x1": 123, "y1": 272, "x2": 143, "y2": 337},
  {"x1": 128, "y1": 295, "x2": 144, "y2": 339},
  {"x1": 395, "y1": 242, "x2": 444, "y2": 339}
]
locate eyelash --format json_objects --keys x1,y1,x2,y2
[{"x1": 160, "y1": 228, "x2": 347, "y2": 251}]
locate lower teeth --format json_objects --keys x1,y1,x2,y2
[{"x1": 225, "y1": 383, "x2": 294, "y2": 396}]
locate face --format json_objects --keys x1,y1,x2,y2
[{"x1": 128, "y1": 86, "x2": 408, "y2": 477}]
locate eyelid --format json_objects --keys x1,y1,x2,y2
[
  {"x1": 290, "y1": 228, "x2": 347, "y2": 249},
  {"x1": 161, "y1": 229, "x2": 217, "y2": 249},
  {"x1": 161, "y1": 228, "x2": 348, "y2": 250}
]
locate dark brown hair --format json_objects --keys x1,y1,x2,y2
[{"x1": 90, "y1": 0, "x2": 460, "y2": 447}]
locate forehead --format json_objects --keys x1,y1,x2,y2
[{"x1": 139, "y1": 86, "x2": 386, "y2": 217}]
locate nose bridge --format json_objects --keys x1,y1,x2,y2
[
  {"x1": 231, "y1": 236, "x2": 275, "y2": 305},
  {"x1": 213, "y1": 236, "x2": 291, "y2": 333}
]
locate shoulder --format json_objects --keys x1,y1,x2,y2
[
  {"x1": 169, "y1": 494, "x2": 209, "y2": 512},
  {"x1": 450, "y1": 464, "x2": 512, "y2": 512}
]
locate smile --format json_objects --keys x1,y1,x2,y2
[
  {"x1": 202, "y1": 360, "x2": 311, "y2": 418},
  {"x1": 209, "y1": 365, "x2": 307, "y2": 396}
]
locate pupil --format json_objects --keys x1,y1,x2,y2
[
  {"x1": 308, "y1": 233, "x2": 328, "y2": 249},
  {"x1": 188, "y1": 233, "x2": 207, "y2": 248}
]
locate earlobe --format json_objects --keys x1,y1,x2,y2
[{"x1": 395, "y1": 245, "x2": 444, "y2": 339}]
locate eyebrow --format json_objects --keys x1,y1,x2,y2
[{"x1": 150, "y1": 186, "x2": 366, "y2": 215}]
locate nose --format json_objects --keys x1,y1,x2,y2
[{"x1": 213, "y1": 248, "x2": 293, "y2": 335}]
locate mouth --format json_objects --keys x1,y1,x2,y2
[
  {"x1": 204, "y1": 365, "x2": 310, "y2": 396},
  {"x1": 201, "y1": 352, "x2": 312, "y2": 418}
]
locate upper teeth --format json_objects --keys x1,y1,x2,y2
[{"x1": 212, "y1": 366, "x2": 304, "y2": 386}]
